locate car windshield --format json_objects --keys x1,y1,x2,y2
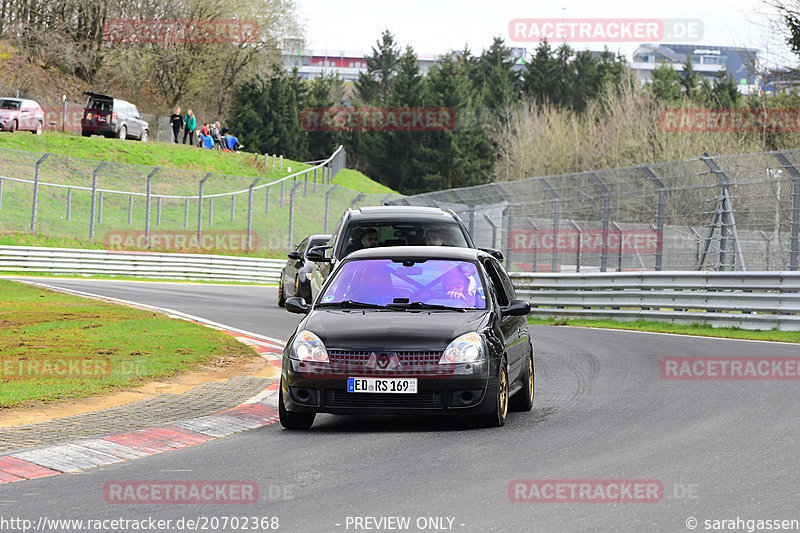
[
  {"x1": 341, "y1": 222, "x2": 468, "y2": 256},
  {"x1": 319, "y1": 258, "x2": 486, "y2": 310},
  {"x1": 0, "y1": 100, "x2": 20, "y2": 110}
]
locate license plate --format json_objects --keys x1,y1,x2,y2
[{"x1": 347, "y1": 377, "x2": 417, "y2": 394}]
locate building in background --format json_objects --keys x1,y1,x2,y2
[{"x1": 631, "y1": 43, "x2": 760, "y2": 92}]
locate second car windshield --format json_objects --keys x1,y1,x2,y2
[
  {"x1": 0, "y1": 100, "x2": 20, "y2": 110},
  {"x1": 319, "y1": 258, "x2": 486, "y2": 310}
]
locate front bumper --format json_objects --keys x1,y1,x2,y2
[{"x1": 281, "y1": 357, "x2": 500, "y2": 416}]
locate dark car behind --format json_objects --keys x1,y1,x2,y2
[{"x1": 278, "y1": 234, "x2": 331, "y2": 307}]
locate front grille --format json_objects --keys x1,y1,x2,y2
[
  {"x1": 328, "y1": 350, "x2": 442, "y2": 367},
  {"x1": 325, "y1": 389, "x2": 442, "y2": 408},
  {"x1": 328, "y1": 350, "x2": 370, "y2": 365}
]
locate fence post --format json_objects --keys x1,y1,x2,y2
[
  {"x1": 197, "y1": 173, "x2": 212, "y2": 241},
  {"x1": 483, "y1": 214, "x2": 498, "y2": 250},
  {"x1": 700, "y1": 153, "x2": 746, "y2": 271},
  {"x1": 526, "y1": 217, "x2": 539, "y2": 272},
  {"x1": 568, "y1": 219, "x2": 582, "y2": 272},
  {"x1": 639, "y1": 165, "x2": 665, "y2": 271},
  {"x1": 208, "y1": 198, "x2": 214, "y2": 226},
  {"x1": 280, "y1": 180, "x2": 285, "y2": 207},
  {"x1": 587, "y1": 172, "x2": 610, "y2": 272},
  {"x1": 280, "y1": 155, "x2": 283, "y2": 170},
  {"x1": 610, "y1": 221, "x2": 624, "y2": 271},
  {"x1": 184, "y1": 198, "x2": 189, "y2": 228},
  {"x1": 127, "y1": 195, "x2": 132, "y2": 225},
  {"x1": 304, "y1": 171, "x2": 308, "y2": 197},
  {"x1": 272, "y1": 154, "x2": 276, "y2": 169},
  {"x1": 288, "y1": 182, "x2": 302, "y2": 250},
  {"x1": 89, "y1": 161, "x2": 106, "y2": 240},
  {"x1": 324, "y1": 185, "x2": 340, "y2": 233},
  {"x1": 66, "y1": 189, "x2": 72, "y2": 221},
  {"x1": 492, "y1": 183, "x2": 514, "y2": 268},
  {"x1": 772, "y1": 152, "x2": 800, "y2": 271},
  {"x1": 265, "y1": 185, "x2": 270, "y2": 214},
  {"x1": 157, "y1": 197, "x2": 162, "y2": 226},
  {"x1": 350, "y1": 193, "x2": 365, "y2": 209},
  {"x1": 145, "y1": 167, "x2": 160, "y2": 248},
  {"x1": 98, "y1": 193, "x2": 104, "y2": 223},
  {"x1": 0, "y1": 179, "x2": 3, "y2": 210},
  {"x1": 539, "y1": 178, "x2": 560, "y2": 273},
  {"x1": 247, "y1": 178, "x2": 262, "y2": 249},
  {"x1": 380, "y1": 193, "x2": 396, "y2": 205},
  {"x1": 30, "y1": 153, "x2": 50, "y2": 232},
  {"x1": 230, "y1": 195, "x2": 235, "y2": 222},
  {"x1": 313, "y1": 168, "x2": 318, "y2": 194}
]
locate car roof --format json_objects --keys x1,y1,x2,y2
[
  {"x1": 0, "y1": 98, "x2": 23, "y2": 102},
  {"x1": 308, "y1": 234, "x2": 332, "y2": 241},
  {"x1": 348, "y1": 206, "x2": 458, "y2": 223},
  {"x1": 345, "y1": 245, "x2": 487, "y2": 262}
]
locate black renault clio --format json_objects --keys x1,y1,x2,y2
[{"x1": 279, "y1": 246, "x2": 533, "y2": 429}]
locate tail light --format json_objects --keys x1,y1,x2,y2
[{"x1": 111, "y1": 112, "x2": 118, "y2": 123}]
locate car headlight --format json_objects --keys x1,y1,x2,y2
[
  {"x1": 304, "y1": 272, "x2": 313, "y2": 281},
  {"x1": 292, "y1": 330, "x2": 329, "y2": 362},
  {"x1": 440, "y1": 332, "x2": 484, "y2": 364}
]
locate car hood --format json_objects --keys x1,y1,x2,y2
[{"x1": 302, "y1": 309, "x2": 491, "y2": 351}]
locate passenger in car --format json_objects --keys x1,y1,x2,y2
[{"x1": 344, "y1": 228, "x2": 380, "y2": 255}]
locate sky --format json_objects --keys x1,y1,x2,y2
[{"x1": 295, "y1": 0, "x2": 796, "y2": 69}]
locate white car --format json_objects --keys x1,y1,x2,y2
[{"x1": 0, "y1": 98, "x2": 45, "y2": 134}]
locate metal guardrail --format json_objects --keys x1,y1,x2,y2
[
  {"x1": 0, "y1": 246, "x2": 283, "y2": 283},
  {"x1": 511, "y1": 271, "x2": 800, "y2": 331}
]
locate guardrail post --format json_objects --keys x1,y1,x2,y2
[
  {"x1": 66, "y1": 189, "x2": 72, "y2": 221},
  {"x1": 145, "y1": 167, "x2": 160, "y2": 248},
  {"x1": 30, "y1": 153, "x2": 50, "y2": 232},
  {"x1": 288, "y1": 182, "x2": 302, "y2": 250},
  {"x1": 247, "y1": 178, "x2": 262, "y2": 250},
  {"x1": 324, "y1": 185, "x2": 340, "y2": 233},
  {"x1": 539, "y1": 178, "x2": 560, "y2": 273},
  {"x1": 639, "y1": 165, "x2": 665, "y2": 271},
  {"x1": 587, "y1": 172, "x2": 610, "y2": 272},
  {"x1": 772, "y1": 152, "x2": 800, "y2": 271},
  {"x1": 350, "y1": 193, "x2": 366, "y2": 209},
  {"x1": 89, "y1": 161, "x2": 106, "y2": 239}
]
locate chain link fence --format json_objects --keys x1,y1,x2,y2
[
  {"x1": 388, "y1": 150, "x2": 800, "y2": 272},
  {"x1": 0, "y1": 145, "x2": 399, "y2": 254}
]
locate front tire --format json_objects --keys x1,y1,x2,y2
[
  {"x1": 34, "y1": 122, "x2": 43, "y2": 135},
  {"x1": 510, "y1": 350, "x2": 534, "y2": 412},
  {"x1": 482, "y1": 361, "x2": 508, "y2": 427},
  {"x1": 141, "y1": 129, "x2": 149, "y2": 142},
  {"x1": 9, "y1": 120, "x2": 16, "y2": 133},
  {"x1": 279, "y1": 381, "x2": 315, "y2": 429}
]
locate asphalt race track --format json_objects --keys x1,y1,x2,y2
[{"x1": 1, "y1": 279, "x2": 798, "y2": 532}]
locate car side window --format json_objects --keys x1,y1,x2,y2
[
  {"x1": 483, "y1": 260, "x2": 510, "y2": 307},
  {"x1": 297, "y1": 238, "x2": 309, "y2": 255}
]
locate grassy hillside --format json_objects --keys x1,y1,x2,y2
[{"x1": 0, "y1": 133, "x2": 397, "y2": 256}]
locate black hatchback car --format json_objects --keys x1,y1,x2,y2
[{"x1": 279, "y1": 246, "x2": 533, "y2": 429}]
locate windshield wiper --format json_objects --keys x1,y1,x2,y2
[
  {"x1": 386, "y1": 301, "x2": 466, "y2": 312},
  {"x1": 316, "y1": 300, "x2": 385, "y2": 309}
]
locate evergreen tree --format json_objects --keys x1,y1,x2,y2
[
  {"x1": 649, "y1": 62, "x2": 683, "y2": 103},
  {"x1": 681, "y1": 54, "x2": 698, "y2": 99}
]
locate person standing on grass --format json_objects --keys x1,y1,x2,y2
[
  {"x1": 182, "y1": 108, "x2": 196, "y2": 145},
  {"x1": 170, "y1": 106, "x2": 183, "y2": 143}
]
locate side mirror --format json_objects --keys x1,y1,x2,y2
[
  {"x1": 480, "y1": 248, "x2": 504, "y2": 261},
  {"x1": 306, "y1": 245, "x2": 331, "y2": 263},
  {"x1": 501, "y1": 299, "x2": 530, "y2": 317},
  {"x1": 287, "y1": 251, "x2": 302, "y2": 261},
  {"x1": 285, "y1": 296, "x2": 311, "y2": 314}
]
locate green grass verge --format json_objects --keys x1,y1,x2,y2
[
  {"x1": 0, "y1": 279, "x2": 256, "y2": 407},
  {"x1": 0, "y1": 133, "x2": 399, "y2": 255},
  {"x1": 527, "y1": 317, "x2": 800, "y2": 343}
]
